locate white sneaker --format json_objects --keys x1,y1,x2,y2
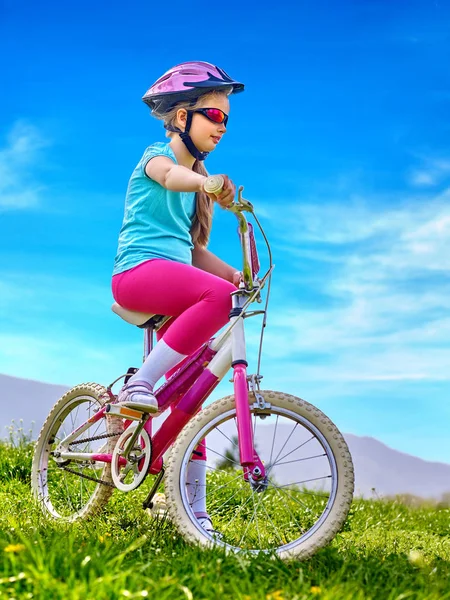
[
  {"x1": 194, "y1": 511, "x2": 221, "y2": 535},
  {"x1": 117, "y1": 380, "x2": 158, "y2": 413}
]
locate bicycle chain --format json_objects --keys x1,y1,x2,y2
[
  {"x1": 60, "y1": 465, "x2": 116, "y2": 488},
  {"x1": 61, "y1": 430, "x2": 123, "y2": 487},
  {"x1": 69, "y1": 431, "x2": 122, "y2": 445}
]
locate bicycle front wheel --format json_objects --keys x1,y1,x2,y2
[
  {"x1": 165, "y1": 391, "x2": 354, "y2": 560},
  {"x1": 31, "y1": 383, "x2": 123, "y2": 521}
]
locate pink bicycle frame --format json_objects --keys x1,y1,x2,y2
[
  {"x1": 148, "y1": 283, "x2": 266, "y2": 479},
  {"x1": 80, "y1": 297, "x2": 265, "y2": 480}
]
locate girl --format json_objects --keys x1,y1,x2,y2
[
  {"x1": 112, "y1": 62, "x2": 244, "y2": 532},
  {"x1": 112, "y1": 61, "x2": 244, "y2": 411}
]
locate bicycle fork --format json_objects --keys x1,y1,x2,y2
[{"x1": 230, "y1": 292, "x2": 266, "y2": 483}]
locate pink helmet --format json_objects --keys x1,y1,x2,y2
[{"x1": 142, "y1": 61, "x2": 244, "y2": 114}]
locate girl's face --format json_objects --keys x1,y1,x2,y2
[{"x1": 178, "y1": 93, "x2": 230, "y2": 153}]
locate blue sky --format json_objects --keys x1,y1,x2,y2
[{"x1": 1, "y1": 0, "x2": 450, "y2": 463}]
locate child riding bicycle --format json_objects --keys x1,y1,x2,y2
[{"x1": 112, "y1": 61, "x2": 245, "y2": 531}]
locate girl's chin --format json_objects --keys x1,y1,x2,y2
[{"x1": 195, "y1": 139, "x2": 216, "y2": 153}]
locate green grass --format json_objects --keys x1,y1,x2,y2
[{"x1": 1, "y1": 438, "x2": 449, "y2": 600}]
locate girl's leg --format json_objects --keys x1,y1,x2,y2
[
  {"x1": 156, "y1": 323, "x2": 208, "y2": 512},
  {"x1": 113, "y1": 261, "x2": 224, "y2": 524},
  {"x1": 112, "y1": 259, "x2": 235, "y2": 404}
]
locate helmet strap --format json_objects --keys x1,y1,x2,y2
[{"x1": 164, "y1": 112, "x2": 209, "y2": 161}]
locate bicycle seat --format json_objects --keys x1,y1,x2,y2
[{"x1": 111, "y1": 303, "x2": 169, "y2": 329}]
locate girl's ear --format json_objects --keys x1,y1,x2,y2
[{"x1": 176, "y1": 108, "x2": 188, "y2": 131}]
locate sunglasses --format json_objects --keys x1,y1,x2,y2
[{"x1": 191, "y1": 107, "x2": 229, "y2": 126}]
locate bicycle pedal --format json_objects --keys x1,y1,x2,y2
[
  {"x1": 146, "y1": 493, "x2": 168, "y2": 519},
  {"x1": 106, "y1": 403, "x2": 144, "y2": 421}
]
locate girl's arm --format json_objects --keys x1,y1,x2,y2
[
  {"x1": 192, "y1": 245, "x2": 239, "y2": 285},
  {"x1": 146, "y1": 156, "x2": 206, "y2": 192},
  {"x1": 146, "y1": 157, "x2": 236, "y2": 206}
]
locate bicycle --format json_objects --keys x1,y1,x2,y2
[{"x1": 31, "y1": 177, "x2": 355, "y2": 561}]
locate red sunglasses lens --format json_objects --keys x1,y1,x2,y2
[{"x1": 205, "y1": 109, "x2": 225, "y2": 123}]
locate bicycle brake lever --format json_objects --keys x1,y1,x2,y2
[{"x1": 236, "y1": 185, "x2": 254, "y2": 212}]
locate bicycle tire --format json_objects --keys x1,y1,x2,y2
[
  {"x1": 165, "y1": 390, "x2": 354, "y2": 560},
  {"x1": 31, "y1": 382, "x2": 122, "y2": 521}
]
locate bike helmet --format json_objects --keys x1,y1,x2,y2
[{"x1": 142, "y1": 61, "x2": 244, "y2": 160}]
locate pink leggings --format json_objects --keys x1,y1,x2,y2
[{"x1": 112, "y1": 259, "x2": 236, "y2": 356}]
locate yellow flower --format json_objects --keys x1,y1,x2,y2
[
  {"x1": 4, "y1": 544, "x2": 25, "y2": 554},
  {"x1": 408, "y1": 550, "x2": 425, "y2": 568},
  {"x1": 311, "y1": 587, "x2": 321, "y2": 595},
  {"x1": 266, "y1": 591, "x2": 284, "y2": 600}
]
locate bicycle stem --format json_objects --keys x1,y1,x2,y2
[{"x1": 228, "y1": 186, "x2": 257, "y2": 291}]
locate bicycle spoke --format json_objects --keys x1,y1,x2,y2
[
  {"x1": 194, "y1": 471, "x2": 244, "y2": 505},
  {"x1": 268, "y1": 477, "x2": 312, "y2": 512},
  {"x1": 204, "y1": 444, "x2": 241, "y2": 466},
  {"x1": 207, "y1": 484, "x2": 249, "y2": 518},
  {"x1": 259, "y1": 495, "x2": 285, "y2": 547},
  {"x1": 270, "y1": 435, "x2": 316, "y2": 469},
  {"x1": 268, "y1": 414, "x2": 279, "y2": 467},
  {"x1": 187, "y1": 459, "x2": 233, "y2": 474},
  {"x1": 269, "y1": 480, "x2": 306, "y2": 534},
  {"x1": 215, "y1": 427, "x2": 239, "y2": 448},
  {"x1": 238, "y1": 491, "x2": 260, "y2": 546},
  {"x1": 271, "y1": 453, "x2": 326, "y2": 467},
  {"x1": 222, "y1": 490, "x2": 254, "y2": 534},
  {"x1": 269, "y1": 422, "x2": 299, "y2": 473},
  {"x1": 277, "y1": 475, "x2": 332, "y2": 489},
  {"x1": 252, "y1": 491, "x2": 263, "y2": 548}
]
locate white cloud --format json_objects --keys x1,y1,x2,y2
[
  {"x1": 254, "y1": 188, "x2": 450, "y2": 384},
  {"x1": 0, "y1": 121, "x2": 49, "y2": 211},
  {"x1": 408, "y1": 156, "x2": 450, "y2": 188}
]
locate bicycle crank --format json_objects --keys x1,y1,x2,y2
[{"x1": 111, "y1": 425, "x2": 152, "y2": 491}]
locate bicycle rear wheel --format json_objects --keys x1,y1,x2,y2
[
  {"x1": 31, "y1": 383, "x2": 122, "y2": 521},
  {"x1": 165, "y1": 391, "x2": 354, "y2": 560}
]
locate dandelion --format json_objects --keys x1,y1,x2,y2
[
  {"x1": 81, "y1": 555, "x2": 91, "y2": 567},
  {"x1": 180, "y1": 586, "x2": 193, "y2": 600},
  {"x1": 0, "y1": 572, "x2": 26, "y2": 584},
  {"x1": 408, "y1": 550, "x2": 425, "y2": 568},
  {"x1": 4, "y1": 544, "x2": 25, "y2": 554},
  {"x1": 311, "y1": 587, "x2": 321, "y2": 595},
  {"x1": 266, "y1": 591, "x2": 284, "y2": 600}
]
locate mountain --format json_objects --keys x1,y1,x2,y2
[
  {"x1": 0, "y1": 373, "x2": 69, "y2": 439},
  {"x1": 344, "y1": 433, "x2": 450, "y2": 500},
  {"x1": 1, "y1": 373, "x2": 449, "y2": 500}
]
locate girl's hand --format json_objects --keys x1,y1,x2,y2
[
  {"x1": 232, "y1": 270, "x2": 243, "y2": 287},
  {"x1": 203, "y1": 174, "x2": 236, "y2": 208}
]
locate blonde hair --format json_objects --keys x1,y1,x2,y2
[{"x1": 153, "y1": 88, "x2": 232, "y2": 248}]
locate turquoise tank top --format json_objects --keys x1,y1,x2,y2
[{"x1": 113, "y1": 142, "x2": 196, "y2": 275}]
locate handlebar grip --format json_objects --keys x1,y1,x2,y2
[{"x1": 203, "y1": 175, "x2": 224, "y2": 195}]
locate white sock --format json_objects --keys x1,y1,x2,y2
[
  {"x1": 187, "y1": 459, "x2": 207, "y2": 514},
  {"x1": 129, "y1": 339, "x2": 186, "y2": 389}
]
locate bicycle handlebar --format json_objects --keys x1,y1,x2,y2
[{"x1": 203, "y1": 175, "x2": 272, "y2": 294}]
